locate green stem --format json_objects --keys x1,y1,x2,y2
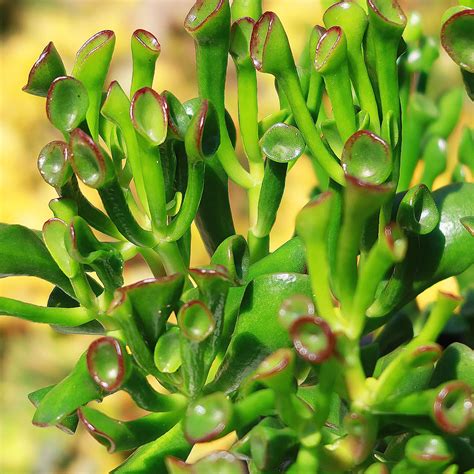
[
  {"x1": 323, "y1": 65, "x2": 357, "y2": 141},
  {"x1": 279, "y1": 70, "x2": 345, "y2": 186},
  {"x1": 0, "y1": 297, "x2": 96, "y2": 326},
  {"x1": 234, "y1": 389, "x2": 275, "y2": 430},
  {"x1": 154, "y1": 241, "x2": 187, "y2": 276},
  {"x1": 139, "y1": 141, "x2": 168, "y2": 235},
  {"x1": 166, "y1": 161, "x2": 205, "y2": 242}
]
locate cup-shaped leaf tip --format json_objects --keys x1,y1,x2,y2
[
  {"x1": 178, "y1": 300, "x2": 215, "y2": 342},
  {"x1": 132, "y1": 29, "x2": 161, "y2": 55},
  {"x1": 184, "y1": 0, "x2": 229, "y2": 40},
  {"x1": 342, "y1": 130, "x2": 392, "y2": 185},
  {"x1": 185, "y1": 99, "x2": 220, "y2": 160},
  {"x1": 441, "y1": 9, "x2": 474, "y2": 73},
  {"x1": 46, "y1": 76, "x2": 89, "y2": 133},
  {"x1": 73, "y1": 30, "x2": 115, "y2": 73},
  {"x1": 260, "y1": 123, "x2": 306, "y2": 163},
  {"x1": 86, "y1": 337, "x2": 127, "y2": 392},
  {"x1": 290, "y1": 316, "x2": 335, "y2": 364},
  {"x1": 184, "y1": 392, "x2": 233, "y2": 443},
  {"x1": 314, "y1": 26, "x2": 348, "y2": 75},
  {"x1": 279, "y1": 295, "x2": 315, "y2": 330},
  {"x1": 432, "y1": 380, "x2": 473, "y2": 434},
  {"x1": 230, "y1": 17, "x2": 255, "y2": 64},
  {"x1": 131, "y1": 87, "x2": 168, "y2": 146},
  {"x1": 251, "y1": 12, "x2": 293, "y2": 75},
  {"x1": 37, "y1": 140, "x2": 72, "y2": 188},
  {"x1": 69, "y1": 128, "x2": 110, "y2": 189},
  {"x1": 405, "y1": 434, "x2": 453, "y2": 469}
]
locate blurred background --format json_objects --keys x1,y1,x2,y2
[{"x1": 0, "y1": 0, "x2": 470, "y2": 472}]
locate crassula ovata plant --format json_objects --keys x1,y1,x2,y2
[{"x1": 1, "y1": 0, "x2": 474, "y2": 472}]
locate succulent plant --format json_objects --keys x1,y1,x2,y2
[{"x1": 2, "y1": 0, "x2": 473, "y2": 472}]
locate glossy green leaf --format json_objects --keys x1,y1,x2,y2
[
  {"x1": 230, "y1": 16, "x2": 254, "y2": 66},
  {"x1": 278, "y1": 295, "x2": 315, "y2": 330},
  {"x1": 0, "y1": 223, "x2": 73, "y2": 295},
  {"x1": 72, "y1": 30, "x2": 116, "y2": 139},
  {"x1": 253, "y1": 348, "x2": 295, "y2": 394},
  {"x1": 184, "y1": 392, "x2": 233, "y2": 443},
  {"x1": 130, "y1": 29, "x2": 161, "y2": 96},
  {"x1": 46, "y1": 76, "x2": 89, "y2": 133},
  {"x1": 23, "y1": 42, "x2": 66, "y2": 97},
  {"x1": 194, "y1": 451, "x2": 248, "y2": 474},
  {"x1": 111, "y1": 423, "x2": 190, "y2": 473},
  {"x1": 405, "y1": 435, "x2": 453, "y2": 469},
  {"x1": 43, "y1": 218, "x2": 79, "y2": 278},
  {"x1": 131, "y1": 87, "x2": 168, "y2": 146},
  {"x1": 342, "y1": 130, "x2": 392, "y2": 185},
  {"x1": 429, "y1": 343, "x2": 474, "y2": 389},
  {"x1": 260, "y1": 123, "x2": 305, "y2": 163},
  {"x1": 162, "y1": 90, "x2": 190, "y2": 140},
  {"x1": 78, "y1": 406, "x2": 180, "y2": 453},
  {"x1": 441, "y1": 8, "x2": 474, "y2": 73},
  {"x1": 290, "y1": 316, "x2": 335, "y2": 364},
  {"x1": 209, "y1": 273, "x2": 311, "y2": 393},
  {"x1": 210, "y1": 235, "x2": 250, "y2": 283},
  {"x1": 28, "y1": 385, "x2": 79, "y2": 435},
  {"x1": 396, "y1": 184, "x2": 440, "y2": 235},
  {"x1": 33, "y1": 352, "x2": 104, "y2": 427},
  {"x1": 154, "y1": 326, "x2": 182, "y2": 373},
  {"x1": 37, "y1": 141, "x2": 73, "y2": 188},
  {"x1": 69, "y1": 128, "x2": 113, "y2": 189},
  {"x1": 178, "y1": 300, "x2": 215, "y2": 342},
  {"x1": 120, "y1": 274, "x2": 184, "y2": 346}
]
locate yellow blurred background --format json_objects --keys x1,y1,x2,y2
[{"x1": 0, "y1": 0, "x2": 470, "y2": 472}]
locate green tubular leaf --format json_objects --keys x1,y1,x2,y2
[
  {"x1": 23, "y1": 42, "x2": 66, "y2": 97},
  {"x1": 425, "y1": 88, "x2": 464, "y2": 140},
  {"x1": 458, "y1": 126, "x2": 474, "y2": 172},
  {"x1": 194, "y1": 451, "x2": 248, "y2": 474},
  {"x1": 396, "y1": 184, "x2": 440, "y2": 235},
  {"x1": 441, "y1": 8, "x2": 474, "y2": 73},
  {"x1": 420, "y1": 137, "x2": 448, "y2": 190},
  {"x1": 210, "y1": 235, "x2": 250, "y2": 283},
  {"x1": 43, "y1": 218, "x2": 79, "y2": 279},
  {"x1": 342, "y1": 130, "x2": 392, "y2": 185},
  {"x1": 323, "y1": 1, "x2": 379, "y2": 132},
  {"x1": 78, "y1": 406, "x2": 180, "y2": 453},
  {"x1": 162, "y1": 90, "x2": 190, "y2": 140},
  {"x1": 111, "y1": 423, "x2": 191, "y2": 473},
  {"x1": 37, "y1": 141, "x2": 73, "y2": 189},
  {"x1": 0, "y1": 223, "x2": 73, "y2": 296},
  {"x1": 130, "y1": 87, "x2": 168, "y2": 146},
  {"x1": 254, "y1": 159, "x2": 287, "y2": 238},
  {"x1": 296, "y1": 192, "x2": 339, "y2": 324},
  {"x1": 250, "y1": 424, "x2": 298, "y2": 471},
  {"x1": 314, "y1": 26, "x2": 356, "y2": 141},
  {"x1": 101, "y1": 80, "x2": 150, "y2": 213},
  {"x1": 130, "y1": 29, "x2": 161, "y2": 97},
  {"x1": 32, "y1": 352, "x2": 104, "y2": 427},
  {"x1": 336, "y1": 177, "x2": 394, "y2": 313},
  {"x1": 46, "y1": 76, "x2": 89, "y2": 134},
  {"x1": 28, "y1": 385, "x2": 79, "y2": 435},
  {"x1": 66, "y1": 216, "x2": 124, "y2": 292},
  {"x1": 231, "y1": 0, "x2": 262, "y2": 21},
  {"x1": 208, "y1": 273, "x2": 311, "y2": 393},
  {"x1": 251, "y1": 12, "x2": 345, "y2": 185},
  {"x1": 72, "y1": 30, "x2": 116, "y2": 139}
]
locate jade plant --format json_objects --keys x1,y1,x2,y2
[{"x1": 2, "y1": 0, "x2": 474, "y2": 472}]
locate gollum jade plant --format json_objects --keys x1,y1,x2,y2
[{"x1": 1, "y1": 0, "x2": 474, "y2": 472}]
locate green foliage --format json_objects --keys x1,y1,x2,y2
[{"x1": 1, "y1": 0, "x2": 473, "y2": 472}]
